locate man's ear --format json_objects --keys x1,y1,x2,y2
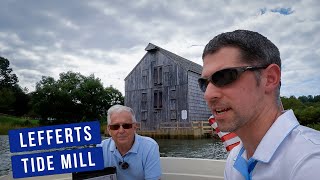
[
  {"x1": 133, "y1": 123, "x2": 138, "y2": 130},
  {"x1": 107, "y1": 126, "x2": 111, "y2": 136},
  {"x1": 264, "y1": 64, "x2": 281, "y2": 94}
]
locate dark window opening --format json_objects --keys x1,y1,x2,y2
[
  {"x1": 141, "y1": 111, "x2": 147, "y2": 121},
  {"x1": 170, "y1": 110, "x2": 177, "y2": 120},
  {"x1": 141, "y1": 92, "x2": 147, "y2": 110},
  {"x1": 153, "y1": 66, "x2": 162, "y2": 85},
  {"x1": 153, "y1": 90, "x2": 162, "y2": 109},
  {"x1": 170, "y1": 99, "x2": 176, "y2": 110}
]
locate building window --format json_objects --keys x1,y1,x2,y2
[
  {"x1": 170, "y1": 110, "x2": 177, "y2": 120},
  {"x1": 142, "y1": 92, "x2": 147, "y2": 101},
  {"x1": 142, "y1": 75, "x2": 147, "y2": 86},
  {"x1": 141, "y1": 111, "x2": 147, "y2": 121},
  {"x1": 142, "y1": 69, "x2": 148, "y2": 87},
  {"x1": 170, "y1": 89, "x2": 176, "y2": 100},
  {"x1": 153, "y1": 90, "x2": 162, "y2": 109},
  {"x1": 153, "y1": 66, "x2": 162, "y2": 85},
  {"x1": 141, "y1": 92, "x2": 147, "y2": 121},
  {"x1": 141, "y1": 101, "x2": 147, "y2": 111},
  {"x1": 141, "y1": 93, "x2": 147, "y2": 110},
  {"x1": 170, "y1": 99, "x2": 176, "y2": 110}
]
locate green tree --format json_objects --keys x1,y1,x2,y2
[
  {"x1": 75, "y1": 74, "x2": 106, "y2": 120},
  {"x1": 281, "y1": 96, "x2": 305, "y2": 110},
  {"x1": 0, "y1": 56, "x2": 18, "y2": 88},
  {"x1": 0, "y1": 88, "x2": 16, "y2": 113},
  {"x1": 12, "y1": 85, "x2": 30, "y2": 116},
  {"x1": 296, "y1": 106, "x2": 320, "y2": 125},
  {"x1": 31, "y1": 71, "x2": 124, "y2": 124},
  {"x1": 281, "y1": 95, "x2": 320, "y2": 128},
  {"x1": 56, "y1": 72, "x2": 85, "y2": 122},
  {"x1": 31, "y1": 76, "x2": 61, "y2": 123},
  {"x1": 0, "y1": 57, "x2": 17, "y2": 113},
  {"x1": 314, "y1": 95, "x2": 320, "y2": 103},
  {"x1": 298, "y1": 95, "x2": 309, "y2": 103},
  {"x1": 0, "y1": 56, "x2": 29, "y2": 115},
  {"x1": 104, "y1": 86, "x2": 124, "y2": 107}
]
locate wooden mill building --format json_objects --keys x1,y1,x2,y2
[{"x1": 124, "y1": 43, "x2": 211, "y2": 130}]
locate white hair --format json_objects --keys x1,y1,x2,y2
[{"x1": 107, "y1": 105, "x2": 137, "y2": 124}]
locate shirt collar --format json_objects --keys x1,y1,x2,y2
[
  {"x1": 128, "y1": 134, "x2": 140, "y2": 154},
  {"x1": 252, "y1": 110, "x2": 299, "y2": 163}
]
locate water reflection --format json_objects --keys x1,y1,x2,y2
[
  {"x1": 156, "y1": 138, "x2": 228, "y2": 160},
  {"x1": 0, "y1": 135, "x2": 10, "y2": 176}
]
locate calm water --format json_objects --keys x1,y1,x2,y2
[
  {"x1": 0, "y1": 135, "x2": 10, "y2": 177},
  {"x1": 156, "y1": 138, "x2": 228, "y2": 160},
  {"x1": 0, "y1": 135, "x2": 227, "y2": 176}
]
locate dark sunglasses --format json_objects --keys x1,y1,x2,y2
[
  {"x1": 109, "y1": 123, "x2": 134, "y2": 130},
  {"x1": 119, "y1": 161, "x2": 129, "y2": 170},
  {"x1": 198, "y1": 65, "x2": 268, "y2": 92}
]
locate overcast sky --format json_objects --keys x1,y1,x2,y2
[{"x1": 0, "y1": 0, "x2": 319, "y2": 97}]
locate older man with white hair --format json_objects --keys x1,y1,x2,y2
[{"x1": 98, "y1": 105, "x2": 161, "y2": 180}]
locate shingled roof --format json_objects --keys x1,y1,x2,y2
[
  {"x1": 145, "y1": 43, "x2": 203, "y2": 74},
  {"x1": 125, "y1": 43, "x2": 203, "y2": 80}
]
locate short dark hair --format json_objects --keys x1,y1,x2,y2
[{"x1": 202, "y1": 30, "x2": 281, "y2": 69}]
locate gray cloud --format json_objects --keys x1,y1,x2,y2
[{"x1": 0, "y1": 0, "x2": 319, "y2": 97}]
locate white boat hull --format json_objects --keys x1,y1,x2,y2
[{"x1": 0, "y1": 157, "x2": 225, "y2": 180}]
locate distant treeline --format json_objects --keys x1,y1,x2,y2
[
  {"x1": 281, "y1": 95, "x2": 320, "y2": 128},
  {"x1": 0, "y1": 56, "x2": 124, "y2": 125}
]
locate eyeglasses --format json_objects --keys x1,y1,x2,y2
[
  {"x1": 109, "y1": 123, "x2": 134, "y2": 130},
  {"x1": 119, "y1": 161, "x2": 129, "y2": 170},
  {"x1": 198, "y1": 65, "x2": 268, "y2": 92}
]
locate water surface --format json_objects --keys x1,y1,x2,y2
[{"x1": 156, "y1": 138, "x2": 228, "y2": 160}]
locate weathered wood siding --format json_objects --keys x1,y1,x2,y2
[
  {"x1": 125, "y1": 45, "x2": 211, "y2": 130},
  {"x1": 187, "y1": 71, "x2": 211, "y2": 121},
  {"x1": 125, "y1": 50, "x2": 192, "y2": 130}
]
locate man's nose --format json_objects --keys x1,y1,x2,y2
[
  {"x1": 204, "y1": 82, "x2": 222, "y2": 102},
  {"x1": 118, "y1": 125, "x2": 125, "y2": 133}
]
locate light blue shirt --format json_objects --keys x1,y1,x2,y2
[
  {"x1": 225, "y1": 110, "x2": 320, "y2": 180},
  {"x1": 97, "y1": 134, "x2": 161, "y2": 180}
]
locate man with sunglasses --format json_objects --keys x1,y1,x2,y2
[
  {"x1": 97, "y1": 105, "x2": 161, "y2": 180},
  {"x1": 200, "y1": 30, "x2": 320, "y2": 180}
]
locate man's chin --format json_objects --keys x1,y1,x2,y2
[
  {"x1": 117, "y1": 138, "x2": 128, "y2": 142},
  {"x1": 217, "y1": 122, "x2": 233, "y2": 132}
]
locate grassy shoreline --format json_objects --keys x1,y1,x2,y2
[
  {"x1": 0, "y1": 115, "x2": 39, "y2": 135},
  {"x1": 0, "y1": 115, "x2": 108, "y2": 135}
]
